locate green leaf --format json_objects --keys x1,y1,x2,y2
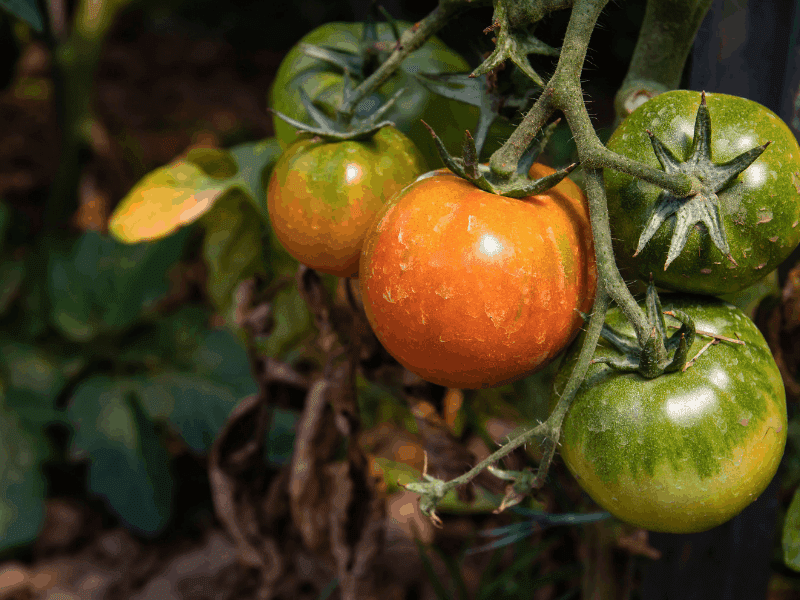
[
  {"x1": 201, "y1": 189, "x2": 267, "y2": 312},
  {"x1": 131, "y1": 326, "x2": 257, "y2": 453},
  {"x1": 48, "y1": 230, "x2": 189, "y2": 341},
  {"x1": 0, "y1": 0, "x2": 43, "y2": 32},
  {"x1": 0, "y1": 341, "x2": 66, "y2": 429},
  {"x1": 109, "y1": 138, "x2": 282, "y2": 244},
  {"x1": 68, "y1": 376, "x2": 173, "y2": 536},
  {"x1": 0, "y1": 403, "x2": 48, "y2": 550},
  {"x1": 191, "y1": 328, "x2": 258, "y2": 398},
  {"x1": 139, "y1": 373, "x2": 238, "y2": 453},
  {"x1": 258, "y1": 283, "x2": 313, "y2": 360},
  {"x1": 784, "y1": 486, "x2": 800, "y2": 571}
]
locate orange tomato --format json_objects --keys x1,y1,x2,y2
[{"x1": 359, "y1": 164, "x2": 597, "y2": 389}]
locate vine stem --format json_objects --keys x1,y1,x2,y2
[
  {"x1": 490, "y1": 0, "x2": 692, "y2": 348},
  {"x1": 340, "y1": 0, "x2": 710, "y2": 514},
  {"x1": 338, "y1": 0, "x2": 492, "y2": 121}
]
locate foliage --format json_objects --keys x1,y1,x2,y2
[{"x1": 0, "y1": 0, "x2": 799, "y2": 597}]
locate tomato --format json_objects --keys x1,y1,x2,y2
[
  {"x1": 266, "y1": 126, "x2": 426, "y2": 277},
  {"x1": 359, "y1": 163, "x2": 597, "y2": 389},
  {"x1": 605, "y1": 91, "x2": 800, "y2": 295},
  {"x1": 268, "y1": 22, "x2": 512, "y2": 169},
  {"x1": 554, "y1": 295, "x2": 787, "y2": 533}
]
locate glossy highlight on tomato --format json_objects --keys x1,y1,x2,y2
[
  {"x1": 359, "y1": 164, "x2": 597, "y2": 389},
  {"x1": 555, "y1": 295, "x2": 787, "y2": 533},
  {"x1": 605, "y1": 91, "x2": 800, "y2": 295},
  {"x1": 266, "y1": 126, "x2": 427, "y2": 277}
]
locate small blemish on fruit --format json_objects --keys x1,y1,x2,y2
[
  {"x1": 739, "y1": 418, "x2": 749, "y2": 426},
  {"x1": 756, "y1": 209, "x2": 773, "y2": 224}
]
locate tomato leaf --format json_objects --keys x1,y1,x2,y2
[
  {"x1": 201, "y1": 189, "x2": 267, "y2": 312},
  {"x1": 109, "y1": 138, "x2": 281, "y2": 243},
  {"x1": 68, "y1": 376, "x2": 173, "y2": 536},
  {"x1": 47, "y1": 230, "x2": 189, "y2": 341},
  {"x1": 130, "y1": 324, "x2": 258, "y2": 453},
  {"x1": 0, "y1": 341, "x2": 66, "y2": 429}
]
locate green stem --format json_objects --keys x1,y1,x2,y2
[
  {"x1": 614, "y1": 0, "x2": 713, "y2": 119},
  {"x1": 338, "y1": 0, "x2": 490, "y2": 121},
  {"x1": 45, "y1": 0, "x2": 132, "y2": 232},
  {"x1": 582, "y1": 168, "x2": 652, "y2": 346}
]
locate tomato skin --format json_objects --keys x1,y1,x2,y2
[
  {"x1": 359, "y1": 164, "x2": 597, "y2": 389},
  {"x1": 268, "y1": 22, "x2": 513, "y2": 168},
  {"x1": 266, "y1": 126, "x2": 426, "y2": 277},
  {"x1": 555, "y1": 295, "x2": 787, "y2": 533},
  {"x1": 605, "y1": 91, "x2": 800, "y2": 295}
]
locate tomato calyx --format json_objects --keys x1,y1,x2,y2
[
  {"x1": 414, "y1": 71, "x2": 526, "y2": 161},
  {"x1": 423, "y1": 119, "x2": 578, "y2": 198},
  {"x1": 587, "y1": 281, "x2": 697, "y2": 378},
  {"x1": 269, "y1": 80, "x2": 401, "y2": 141},
  {"x1": 634, "y1": 91, "x2": 770, "y2": 270}
]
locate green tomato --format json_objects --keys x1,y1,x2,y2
[
  {"x1": 554, "y1": 295, "x2": 786, "y2": 533},
  {"x1": 605, "y1": 91, "x2": 800, "y2": 295},
  {"x1": 268, "y1": 21, "x2": 511, "y2": 168},
  {"x1": 265, "y1": 125, "x2": 426, "y2": 277}
]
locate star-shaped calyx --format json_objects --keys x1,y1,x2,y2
[
  {"x1": 269, "y1": 73, "x2": 401, "y2": 141},
  {"x1": 636, "y1": 91, "x2": 770, "y2": 269},
  {"x1": 413, "y1": 71, "x2": 524, "y2": 161},
  {"x1": 423, "y1": 119, "x2": 577, "y2": 198},
  {"x1": 585, "y1": 280, "x2": 696, "y2": 379}
]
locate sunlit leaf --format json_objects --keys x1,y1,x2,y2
[{"x1": 109, "y1": 138, "x2": 282, "y2": 243}]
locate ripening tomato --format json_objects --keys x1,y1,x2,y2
[
  {"x1": 266, "y1": 126, "x2": 426, "y2": 277},
  {"x1": 554, "y1": 295, "x2": 787, "y2": 533},
  {"x1": 359, "y1": 164, "x2": 597, "y2": 389}
]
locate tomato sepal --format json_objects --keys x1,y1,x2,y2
[
  {"x1": 423, "y1": 119, "x2": 578, "y2": 199},
  {"x1": 585, "y1": 282, "x2": 697, "y2": 378},
  {"x1": 269, "y1": 82, "x2": 404, "y2": 141},
  {"x1": 627, "y1": 92, "x2": 770, "y2": 270}
]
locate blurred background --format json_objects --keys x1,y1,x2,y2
[{"x1": 0, "y1": 0, "x2": 799, "y2": 599}]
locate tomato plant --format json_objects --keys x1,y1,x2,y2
[
  {"x1": 266, "y1": 126, "x2": 426, "y2": 278},
  {"x1": 268, "y1": 21, "x2": 512, "y2": 168},
  {"x1": 554, "y1": 294, "x2": 787, "y2": 533},
  {"x1": 605, "y1": 91, "x2": 800, "y2": 295},
  {"x1": 359, "y1": 163, "x2": 597, "y2": 389}
]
